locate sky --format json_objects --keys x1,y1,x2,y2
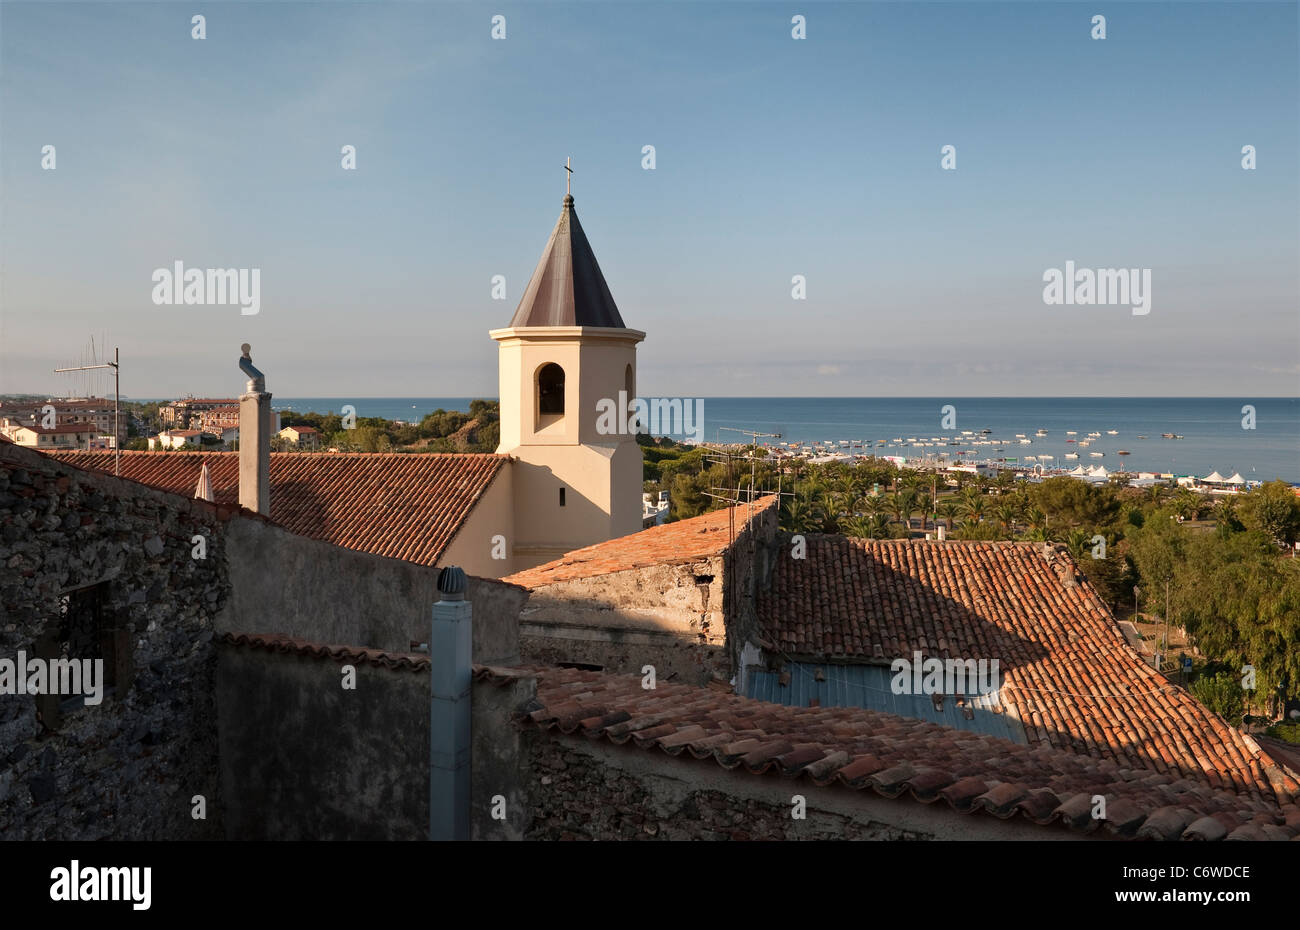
[{"x1": 1, "y1": 0, "x2": 1297, "y2": 399}]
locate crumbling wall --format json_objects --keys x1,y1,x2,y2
[
  {"x1": 722, "y1": 501, "x2": 782, "y2": 674},
  {"x1": 0, "y1": 441, "x2": 229, "y2": 840},
  {"x1": 517, "y1": 557, "x2": 726, "y2": 684},
  {"x1": 522, "y1": 731, "x2": 932, "y2": 841}
]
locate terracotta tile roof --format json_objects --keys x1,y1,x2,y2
[
  {"x1": 755, "y1": 535, "x2": 1297, "y2": 804},
  {"x1": 209, "y1": 632, "x2": 1295, "y2": 839},
  {"x1": 506, "y1": 666, "x2": 1297, "y2": 840},
  {"x1": 217, "y1": 632, "x2": 432, "y2": 671},
  {"x1": 503, "y1": 495, "x2": 778, "y2": 589},
  {"x1": 50, "y1": 450, "x2": 508, "y2": 566}
]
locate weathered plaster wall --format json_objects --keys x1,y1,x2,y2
[
  {"x1": 215, "y1": 650, "x2": 536, "y2": 841},
  {"x1": 215, "y1": 646, "x2": 430, "y2": 840},
  {"x1": 0, "y1": 441, "x2": 228, "y2": 840},
  {"x1": 218, "y1": 517, "x2": 524, "y2": 666},
  {"x1": 440, "y1": 466, "x2": 515, "y2": 578}
]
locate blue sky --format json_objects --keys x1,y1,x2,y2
[{"x1": 2, "y1": 1, "x2": 1296, "y2": 398}]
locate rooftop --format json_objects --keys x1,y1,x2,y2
[
  {"x1": 50, "y1": 450, "x2": 509, "y2": 566},
  {"x1": 214, "y1": 629, "x2": 1299, "y2": 841},
  {"x1": 508, "y1": 195, "x2": 626, "y2": 328},
  {"x1": 503, "y1": 495, "x2": 778, "y2": 589},
  {"x1": 755, "y1": 534, "x2": 1292, "y2": 801}
]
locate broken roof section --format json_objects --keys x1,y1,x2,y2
[
  {"x1": 508, "y1": 195, "x2": 626, "y2": 328},
  {"x1": 504, "y1": 495, "x2": 779, "y2": 589}
]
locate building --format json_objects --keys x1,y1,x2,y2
[
  {"x1": 490, "y1": 190, "x2": 646, "y2": 567},
  {"x1": 148, "y1": 429, "x2": 204, "y2": 450},
  {"x1": 278, "y1": 425, "x2": 320, "y2": 449},
  {"x1": 0, "y1": 422, "x2": 98, "y2": 450},
  {"x1": 57, "y1": 188, "x2": 646, "y2": 577},
  {"x1": 198, "y1": 404, "x2": 241, "y2": 434},
  {"x1": 160, "y1": 397, "x2": 239, "y2": 428},
  {"x1": 0, "y1": 397, "x2": 124, "y2": 447},
  {"x1": 4, "y1": 437, "x2": 1296, "y2": 841}
]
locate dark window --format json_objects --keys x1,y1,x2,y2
[
  {"x1": 538, "y1": 363, "x2": 565, "y2": 416},
  {"x1": 559, "y1": 487, "x2": 566, "y2": 507},
  {"x1": 36, "y1": 581, "x2": 122, "y2": 728}
]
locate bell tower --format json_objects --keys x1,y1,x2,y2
[{"x1": 490, "y1": 172, "x2": 646, "y2": 570}]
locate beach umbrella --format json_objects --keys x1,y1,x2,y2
[{"x1": 194, "y1": 462, "x2": 214, "y2": 502}]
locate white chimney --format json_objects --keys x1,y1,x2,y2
[{"x1": 237, "y1": 343, "x2": 271, "y2": 516}]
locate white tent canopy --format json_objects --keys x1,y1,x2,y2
[
  {"x1": 1203, "y1": 471, "x2": 1226, "y2": 483},
  {"x1": 1088, "y1": 465, "x2": 1110, "y2": 478},
  {"x1": 1226, "y1": 473, "x2": 1246, "y2": 485}
]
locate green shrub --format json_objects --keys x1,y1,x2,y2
[{"x1": 1190, "y1": 671, "x2": 1245, "y2": 725}]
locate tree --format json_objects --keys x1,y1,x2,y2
[
  {"x1": 1191, "y1": 671, "x2": 1245, "y2": 726},
  {"x1": 1237, "y1": 480, "x2": 1300, "y2": 547},
  {"x1": 1033, "y1": 477, "x2": 1120, "y2": 529}
]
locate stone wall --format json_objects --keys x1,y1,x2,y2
[
  {"x1": 516, "y1": 498, "x2": 780, "y2": 687},
  {"x1": 520, "y1": 728, "x2": 1084, "y2": 841},
  {"x1": 0, "y1": 441, "x2": 229, "y2": 840},
  {"x1": 721, "y1": 500, "x2": 781, "y2": 674}
]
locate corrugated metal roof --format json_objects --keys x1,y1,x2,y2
[
  {"x1": 745, "y1": 662, "x2": 1028, "y2": 744},
  {"x1": 509, "y1": 195, "x2": 626, "y2": 328}
]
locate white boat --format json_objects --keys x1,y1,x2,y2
[
  {"x1": 1090, "y1": 452, "x2": 1105, "y2": 457},
  {"x1": 1019, "y1": 439, "x2": 1032, "y2": 445},
  {"x1": 1078, "y1": 440, "x2": 1091, "y2": 447},
  {"x1": 1066, "y1": 431, "x2": 1077, "y2": 435},
  {"x1": 1106, "y1": 430, "x2": 1118, "y2": 435},
  {"x1": 1066, "y1": 453, "x2": 1079, "y2": 459},
  {"x1": 1036, "y1": 429, "x2": 1048, "y2": 436},
  {"x1": 1015, "y1": 434, "x2": 1026, "y2": 439}
]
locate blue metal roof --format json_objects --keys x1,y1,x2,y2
[{"x1": 744, "y1": 662, "x2": 1027, "y2": 744}]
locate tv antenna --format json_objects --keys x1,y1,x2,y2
[{"x1": 54, "y1": 347, "x2": 120, "y2": 476}]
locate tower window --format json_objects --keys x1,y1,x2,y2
[
  {"x1": 559, "y1": 487, "x2": 566, "y2": 507},
  {"x1": 538, "y1": 363, "x2": 565, "y2": 416}
]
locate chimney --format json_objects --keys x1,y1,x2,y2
[
  {"x1": 429, "y1": 566, "x2": 471, "y2": 841},
  {"x1": 237, "y1": 343, "x2": 271, "y2": 516}
]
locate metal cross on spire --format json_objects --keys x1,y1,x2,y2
[{"x1": 564, "y1": 157, "x2": 573, "y2": 196}]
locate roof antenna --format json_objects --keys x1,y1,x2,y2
[{"x1": 564, "y1": 157, "x2": 573, "y2": 203}]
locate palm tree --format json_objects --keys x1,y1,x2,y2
[
  {"x1": 1025, "y1": 506, "x2": 1048, "y2": 535},
  {"x1": 842, "y1": 515, "x2": 874, "y2": 539},
  {"x1": 866, "y1": 513, "x2": 892, "y2": 539},
  {"x1": 994, "y1": 500, "x2": 1021, "y2": 537},
  {"x1": 890, "y1": 490, "x2": 917, "y2": 531},
  {"x1": 861, "y1": 493, "x2": 887, "y2": 519},
  {"x1": 961, "y1": 495, "x2": 986, "y2": 526},
  {"x1": 936, "y1": 501, "x2": 959, "y2": 532}
]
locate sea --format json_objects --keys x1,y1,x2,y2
[{"x1": 268, "y1": 396, "x2": 1300, "y2": 483}]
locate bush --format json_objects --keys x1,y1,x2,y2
[
  {"x1": 1265, "y1": 721, "x2": 1300, "y2": 744},
  {"x1": 1190, "y1": 671, "x2": 1245, "y2": 725}
]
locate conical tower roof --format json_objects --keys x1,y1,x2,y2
[{"x1": 508, "y1": 195, "x2": 626, "y2": 328}]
